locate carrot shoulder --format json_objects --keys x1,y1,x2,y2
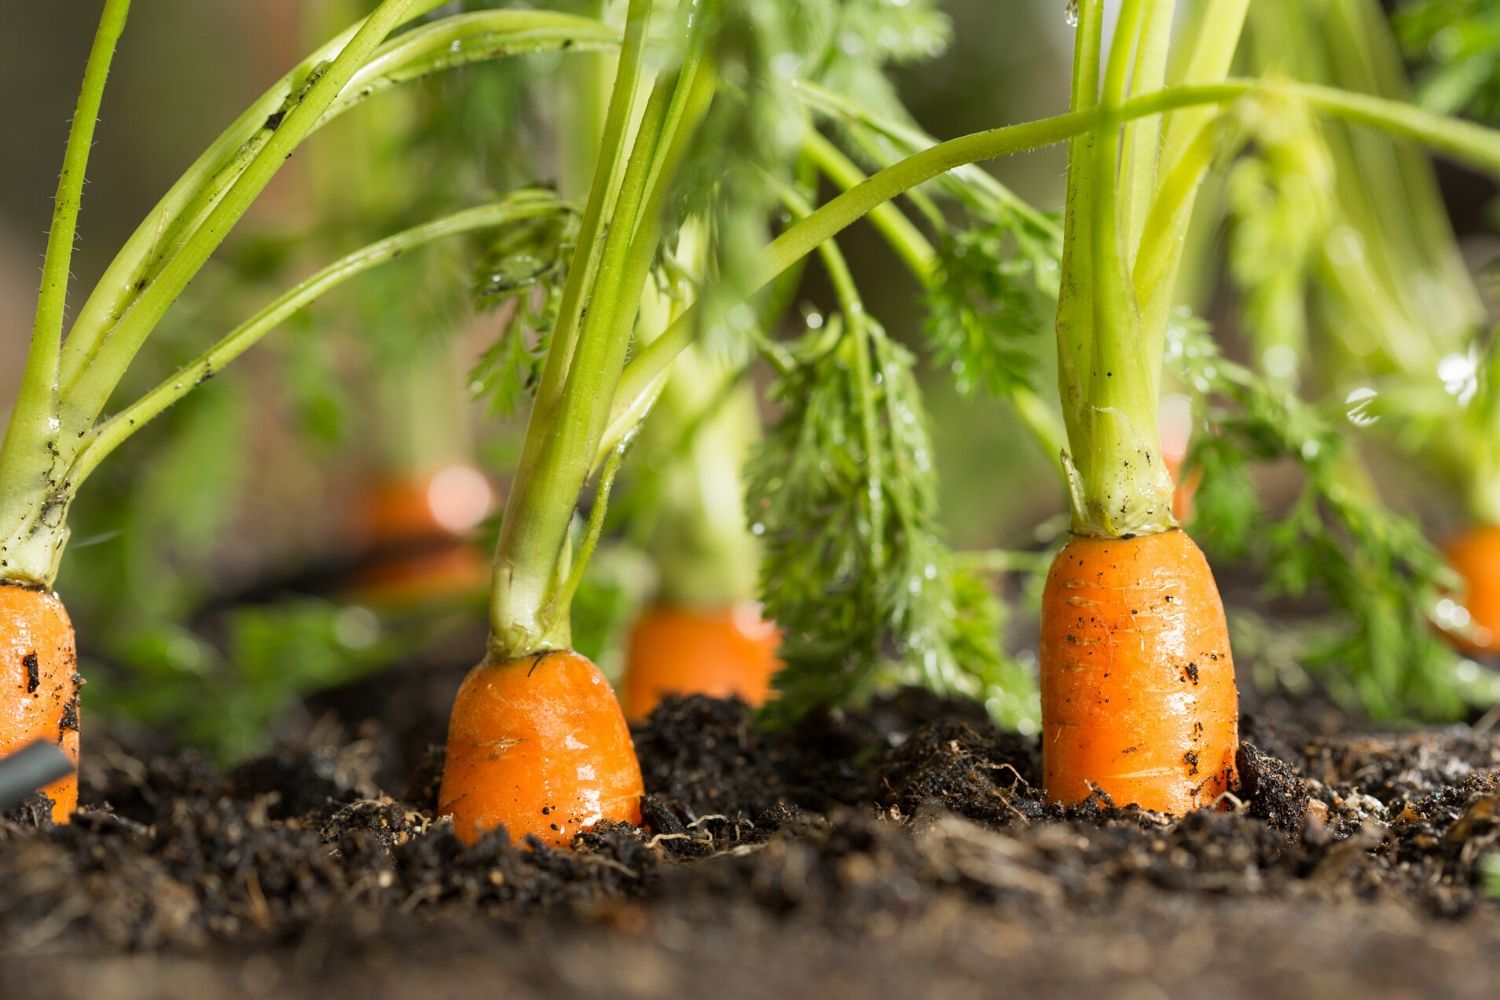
[
  {"x1": 439, "y1": 649, "x2": 643, "y2": 847},
  {"x1": 0, "y1": 582, "x2": 80, "y2": 822},
  {"x1": 1040, "y1": 530, "x2": 1238, "y2": 813}
]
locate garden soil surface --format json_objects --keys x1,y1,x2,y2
[{"x1": 3, "y1": 665, "x2": 1499, "y2": 999}]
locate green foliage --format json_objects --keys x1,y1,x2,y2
[
  {"x1": 89, "y1": 600, "x2": 420, "y2": 763},
  {"x1": 468, "y1": 201, "x2": 578, "y2": 415},
  {"x1": 673, "y1": 0, "x2": 953, "y2": 342},
  {"x1": 1396, "y1": 0, "x2": 1500, "y2": 119},
  {"x1": 924, "y1": 210, "x2": 1062, "y2": 396},
  {"x1": 1224, "y1": 98, "x2": 1336, "y2": 386},
  {"x1": 1172, "y1": 316, "x2": 1495, "y2": 721},
  {"x1": 816, "y1": 0, "x2": 952, "y2": 120},
  {"x1": 747, "y1": 317, "x2": 1034, "y2": 723}
]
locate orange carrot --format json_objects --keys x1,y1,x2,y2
[
  {"x1": 0, "y1": 582, "x2": 80, "y2": 822},
  {"x1": 344, "y1": 463, "x2": 495, "y2": 606},
  {"x1": 1040, "y1": 531, "x2": 1239, "y2": 813},
  {"x1": 622, "y1": 603, "x2": 781, "y2": 720},
  {"x1": 1444, "y1": 524, "x2": 1500, "y2": 655},
  {"x1": 439, "y1": 649, "x2": 643, "y2": 847}
]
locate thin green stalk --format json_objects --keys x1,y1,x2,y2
[
  {"x1": 59, "y1": 0, "x2": 420, "y2": 433},
  {"x1": 0, "y1": 0, "x2": 130, "y2": 585},
  {"x1": 67, "y1": 197, "x2": 561, "y2": 489},
  {"x1": 802, "y1": 129, "x2": 933, "y2": 279},
  {"x1": 541, "y1": 444, "x2": 627, "y2": 639},
  {"x1": 791, "y1": 79, "x2": 1057, "y2": 235},
  {"x1": 489, "y1": 0, "x2": 714, "y2": 659},
  {"x1": 1121, "y1": 0, "x2": 1175, "y2": 249},
  {"x1": 55, "y1": 0, "x2": 464, "y2": 392},
  {"x1": 506, "y1": 0, "x2": 653, "y2": 502},
  {"x1": 1161, "y1": 0, "x2": 1251, "y2": 166},
  {"x1": 1133, "y1": 114, "x2": 1231, "y2": 325}
]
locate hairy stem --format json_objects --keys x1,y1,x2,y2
[
  {"x1": 0, "y1": 0, "x2": 132, "y2": 586},
  {"x1": 59, "y1": 0, "x2": 421, "y2": 434},
  {"x1": 68, "y1": 196, "x2": 562, "y2": 489}
]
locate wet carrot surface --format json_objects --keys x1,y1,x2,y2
[
  {"x1": 1040, "y1": 530, "x2": 1239, "y2": 814},
  {"x1": 439, "y1": 649, "x2": 643, "y2": 848}
]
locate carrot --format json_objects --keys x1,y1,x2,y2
[
  {"x1": 0, "y1": 582, "x2": 80, "y2": 822},
  {"x1": 1034, "y1": 3, "x2": 1249, "y2": 813},
  {"x1": 1444, "y1": 525, "x2": 1500, "y2": 655},
  {"x1": 1040, "y1": 531, "x2": 1238, "y2": 812},
  {"x1": 622, "y1": 603, "x2": 781, "y2": 720},
  {"x1": 344, "y1": 464, "x2": 495, "y2": 606},
  {"x1": 439, "y1": 650, "x2": 643, "y2": 847},
  {"x1": 437, "y1": 0, "x2": 693, "y2": 847}
]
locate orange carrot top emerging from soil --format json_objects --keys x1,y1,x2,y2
[
  {"x1": 623, "y1": 603, "x2": 780, "y2": 720},
  {"x1": 1443, "y1": 526, "x2": 1500, "y2": 656},
  {"x1": 440, "y1": 650, "x2": 642, "y2": 847},
  {"x1": 1040, "y1": 532, "x2": 1237, "y2": 812},
  {"x1": 1038, "y1": 1, "x2": 1247, "y2": 813},
  {"x1": 618, "y1": 300, "x2": 781, "y2": 720},
  {"x1": 0, "y1": 583, "x2": 80, "y2": 822}
]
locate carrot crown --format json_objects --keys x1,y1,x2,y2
[{"x1": 1054, "y1": 0, "x2": 1246, "y2": 538}]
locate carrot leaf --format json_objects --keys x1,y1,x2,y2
[
  {"x1": 748, "y1": 317, "x2": 1033, "y2": 724},
  {"x1": 924, "y1": 210, "x2": 1062, "y2": 397},
  {"x1": 468, "y1": 205, "x2": 578, "y2": 415}
]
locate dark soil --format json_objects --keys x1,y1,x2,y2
[{"x1": 2, "y1": 682, "x2": 1498, "y2": 999}]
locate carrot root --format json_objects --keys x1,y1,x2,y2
[
  {"x1": 0, "y1": 582, "x2": 80, "y2": 822},
  {"x1": 621, "y1": 603, "x2": 781, "y2": 720},
  {"x1": 439, "y1": 649, "x2": 643, "y2": 848},
  {"x1": 1040, "y1": 530, "x2": 1238, "y2": 814}
]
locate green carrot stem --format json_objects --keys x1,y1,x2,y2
[
  {"x1": 0, "y1": 0, "x2": 131, "y2": 585},
  {"x1": 1121, "y1": 0, "x2": 1175, "y2": 250},
  {"x1": 59, "y1": 0, "x2": 420, "y2": 435},
  {"x1": 489, "y1": 0, "x2": 723, "y2": 659}
]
